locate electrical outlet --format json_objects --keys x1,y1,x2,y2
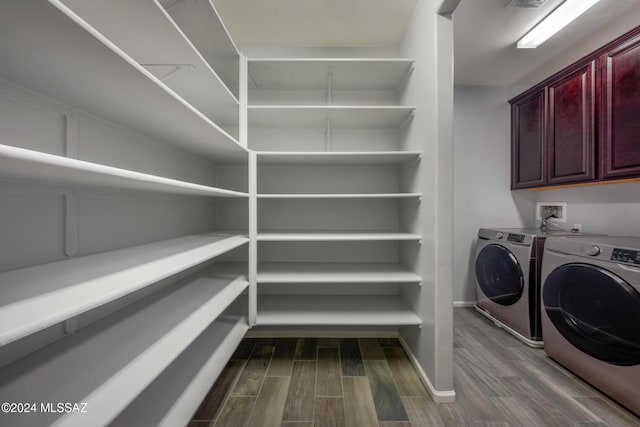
[
  {"x1": 536, "y1": 201, "x2": 567, "y2": 222},
  {"x1": 572, "y1": 224, "x2": 583, "y2": 232}
]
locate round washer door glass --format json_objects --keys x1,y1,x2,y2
[
  {"x1": 543, "y1": 263, "x2": 640, "y2": 366},
  {"x1": 475, "y1": 244, "x2": 524, "y2": 306}
]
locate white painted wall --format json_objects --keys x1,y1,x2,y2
[{"x1": 452, "y1": 85, "x2": 535, "y2": 304}]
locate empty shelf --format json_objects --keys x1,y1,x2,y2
[
  {"x1": 257, "y1": 231, "x2": 422, "y2": 242},
  {"x1": 257, "y1": 295, "x2": 421, "y2": 326},
  {"x1": 59, "y1": 0, "x2": 239, "y2": 125},
  {"x1": 0, "y1": 233, "x2": 248, "y2": 346},
  {"x1": 0, "y1": 1, "x2": 245, "y2": 162},
  {"x1": 0, "y1": 271, "x2": 248, "y2": 427},
  {"x1": 111, "y1": 307, "x2": 248, "y2": 427},
  {"x1": 248, "y1": 58, "x2": 415, "y2": 91},
  {"x1": 256, "y1": 151, "x2": 422, "y2": 165},
  {"x1": 248, "y1": 106, "x2": 415, "y2": 128},
  {"x1": 0, "y1": 144, "x2": 248, "y2": 197},
  {"x1": 257, "y1": 262, "x2": 421, "y2": 283},
  {"x1": 257, "y1": 193, "x2": 421, "y2": 199}
]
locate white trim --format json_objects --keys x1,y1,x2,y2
[
  {"x1": 474, "y1": 305, "x2": 544, "y2": 348},
  {"x1": 453, "y1": 301, "x2": 476, "y2": 308},
  {"x1": 397, "y1": 335, "x2": 456, "y2": 403}
]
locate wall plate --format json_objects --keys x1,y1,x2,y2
[{"x1": 536, "y1": 201, "x2": 567, "y2": 222}]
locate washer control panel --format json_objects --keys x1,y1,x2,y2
[
  {"x1": 507, "y1": 233, "x2": 525, "y2": 243},
  {"x1": 611, "y1": 248, "x2": 640, "y2": 265}
]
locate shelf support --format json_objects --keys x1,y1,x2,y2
[
  {"x1": 397, "y1": 61, "x2": 416, "y2": 92},
  {"x1": 65, "y1": 191, "x2": 78, "y2": 257},
  {"x1": 325, "y1": 113, "x2": 332, "y2": 151},
  {"x1": 396, "y1": 109, "x2": 416, "y2": 131},
  {"x1": 140, "y1": 64, "x2": 195, "y2": 82},
  {"x1": 65, "y1": 112, "x2": 78, "y2": 159},
  {"x1": 326, "y1": 66, "x2": 333, "y2": 105},
  {"x1": 64, "y1": 317, "x2": 78, "y2": 335}
]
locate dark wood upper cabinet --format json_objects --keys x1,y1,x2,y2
[
  {"x1": 511, "y1": 89, "x2": 546, "y2": 189},
  {"x1": 510, "y1": 25, "x2": 640, "y2": 189},
  {"x1": 547, "y1": 61, "x2": 596, "y2": 185},
  {"x1": 600, "y1": 31, "x2": 640, "y2": 180}
]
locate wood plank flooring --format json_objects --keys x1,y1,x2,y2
[{"x1": 188, "y1": 308, "x2": 640, "y2": 426}]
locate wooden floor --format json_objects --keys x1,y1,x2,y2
[{"x1": 188, "y1": 308, "x2": 640, "y2": 426}]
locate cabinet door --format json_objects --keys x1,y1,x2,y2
[
  {"x1": 600, "y1": 33, "x2": 640, "y2": 179},
  {"x1": 511, "y1": 89, "x2": 546, "y2": 189},
  {"x1": 547, "y1": 62, "x2": 596, "y2": 185}
]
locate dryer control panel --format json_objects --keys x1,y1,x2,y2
[
  {"x1": 611, "y1": 248, "x2": 640, "y2": 265},
  {"x1": 507, "y1": 234, "x2": 525, "y2": 243}
]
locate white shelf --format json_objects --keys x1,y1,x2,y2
[
  {"x1": 258, "y1": 193, "x2": 421, "y2": 199},
  {"x1": 0, "y1": 271, "x2": 248, "y2": 427},
  {"x1": 248, "y1": 58, "x2": 415, "y2": 91},
  {"x1": 257, "y1": 262, "x2": 421, "y2": 283},
  {"x1": 0, "y1": 1, "x2": 245, "y2": 162},
  {"x1": 0, "y1": 233, "x2": 248, "y2": 346},
  {"x1": 256, "y1": 151, "x2": 422, "y2": 165},
  {"x1": 257, "y1": 295, "x2": 421, "y2": 326},
  {"x1": 0, "y1": 144, "x2": 248, "y2": 197},
  {"x1": 111, "y1": 304, "x2": 248, "y2": 427},
  {"x1": 59, "y1": 0, "x2": 239, "y2": 125},
  {"x1": 257, "y1": 231, "x2": 422, "y2": 242},
  {"x1": 159, "y1": 0, "x2": 240, "y2": 100},
  {"x1": 248, "y1": 106, "x2": 415, "y2": 128}
]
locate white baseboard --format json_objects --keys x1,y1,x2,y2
[
  {"x1": 453, "y1": 301, "x2": 476, "y2": 307},
  {"x1": 244, "y1": 330, "x2": 398, "y2": 339},
  {"x1": 397, "y1": 336, "x2": 456, "y2": 403}
]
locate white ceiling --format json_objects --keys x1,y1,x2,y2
[
  {"x1": 454, "y1": 0, "x2": 640, "y2": 86},
  {"x1": 213, "y1": 0, "x2": 417, "y2": 48},
  {"x1": 214, "y1": 0, "x2": 640, "y2": 86}
]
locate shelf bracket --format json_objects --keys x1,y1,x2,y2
[
  {"x1": 65, "y1": 191, "x2": 78, "y2": 257},
  {"x1": 396, "y1": 109, "x2": 416, "y2": 131},
  {"x1": 325, "y1": 113, "x2": 332, "y2": 151},
  {"x1": 326, "y1": 66, "x2": 333, "y2": 105},
  {"x1": 397, "y1": 61, "x2": 416, "y2": 92},
  {"x1": 140, "y1": 64, "x2": 195, "y2": 82},
  {"x1": 163, "y1": 0, "x2": 193, "y2": 12},
  {"x1": 64, "y1": 317, "x2": 78, "y2": 336}
]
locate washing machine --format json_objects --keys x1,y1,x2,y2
[
  {"x1": 474, "y1": 228, "x2": 595, "y2": 346},
  {"x1": 541, "y1": 236, "x2": 640, "y2": 416}
]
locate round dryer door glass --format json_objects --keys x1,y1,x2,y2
[
  {"x1": 543, "y1": 263, "x2": 640, "y2": 366},
  {"x1": 475, "y1": 244, "x2": 524, "y2": 306}
]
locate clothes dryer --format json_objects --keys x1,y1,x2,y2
[
  {"x1": 474, "y1": 228, "x2": 595, "y2": 346},
  {"x1": 540, "y1": 236, "x2": 640, "y2": 416}
]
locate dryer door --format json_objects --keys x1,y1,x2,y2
[
  {"x1": 543, "y1": 263, "x2": 640, "y2": 366},
  {"x1": 475, "y1": 244, "x2": 524, "y2": 306}
]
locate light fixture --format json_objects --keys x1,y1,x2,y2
[{"x1": 517, "y1": 0, "x2": 602, "y2": 48}]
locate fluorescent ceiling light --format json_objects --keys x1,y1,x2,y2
[{"x1": 517, "y1": 0, "x2": 602, "y2": 48}]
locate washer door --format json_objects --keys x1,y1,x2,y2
[
  {"x1": 543, "y1": 263, "x2": 640, "y2": 366},
  {"x1": 475, "y1": 244, "x2": 524, "y2": 306}
]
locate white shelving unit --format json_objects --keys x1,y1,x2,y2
[
  {"x1": 0, "y1": 271, "x2": 249, "y2": 427},
  {"x1": 0, "y1": 1, "x2": 251, "y2": 424},
  {"x1": 257, "y1": 262, "x2": 421, "y2": 283},
  {"x1": 0, "y1": 144, "x2": 248, "y2": 197},
  {"x1": 0, "y1": 0, "x2": 245, "y2": 162},
  {"x1": 0, "y1": 233, "x2": 248, "y2": 346},
  {"x1": 248, "y1": 56, "x2": 422, "y2": 330},
  {"x1": 257, "y1": 295, "x2": 421, "y2": 326},
  {"x1": 58, "y1": 0, "x2": 239, "y2": 127}
]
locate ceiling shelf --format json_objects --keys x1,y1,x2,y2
[
  {"x1": 0, "y1": 233, "x2": 248, "y2": 346},
  {"x1": 257, "y1": 262, "x2": 421, "y2": 283},
  {"x1": 0, "y1": 144, "x2": 248, "y2": 197},
  {"x1": 248, "y1": 58, "x2": 415, "y2": 91},
  {"x1": 248, "y1": 106, "x2": 415, "y2": 128},
  {"x1": 0, "y1": 0, "x2": 246, "y2": 163},
  {"x1": 257, "y1": 295, "x2": 421, "y2": 326},
  {"x1": 0, "y1": 271, "x2": 248, "y2": 426},
  {"x1": 256, "y1": 151, "x2": 421, "y2": 165},
  {"x1": 257, "y1": 231, "x2": 422, "y2": 242}
]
